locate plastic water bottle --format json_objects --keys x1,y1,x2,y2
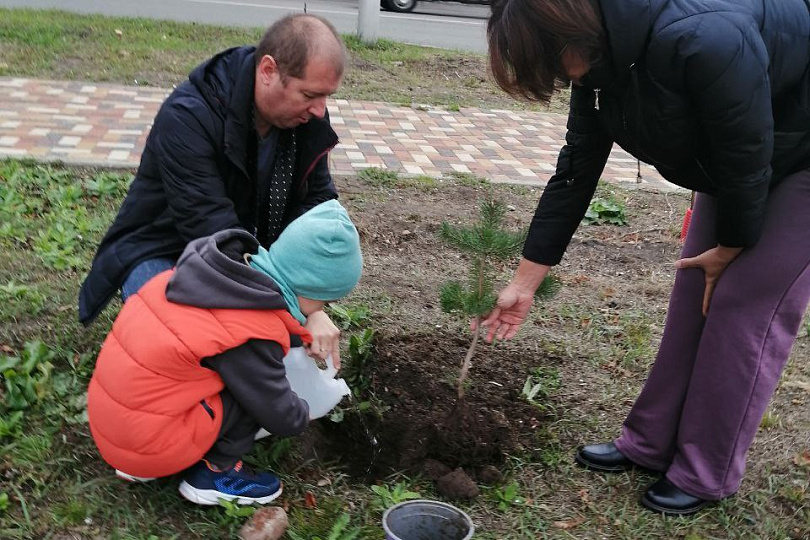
[
  {"x1": 283, "y1": 347, "x2": 351, "y2": 419},
  {"x1": 254, "y1": 347, "x2": 352, "y2": 440}
]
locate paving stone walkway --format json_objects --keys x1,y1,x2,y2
[{"x1": 0, "y1": 77, "x2": 674, "y2": 191}]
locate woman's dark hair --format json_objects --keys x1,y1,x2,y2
[{"x1": 488, "y1": 0, "x2": 604, "y2": 103}]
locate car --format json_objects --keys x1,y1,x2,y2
[{"x1": 380, "y1": 0, "x2": 490, "y2": 13}]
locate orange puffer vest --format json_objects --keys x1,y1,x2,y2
[{"x1": 87, "y1": 270, "x2": 308, "y2": 478}]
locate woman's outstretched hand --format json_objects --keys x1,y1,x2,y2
[
  {"x1": 675, "y1": 245, "x2": 743, "y2": 316},
  {"x1": 478, "y1": 283, "x2": 536, "y2": 342}
]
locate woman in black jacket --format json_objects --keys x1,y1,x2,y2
[{"x1": 484, "y1": 0, "x2": 810, "y2": 515}]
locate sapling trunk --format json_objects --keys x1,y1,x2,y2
[
  {"x1": 457, "y1": 256, "x2": 486, "y2": 398},
  {"x1": 457, "y1": 316, "x2": 481, "y2": 399},
  {"x1": 439, "y1": 196, "x2": 526, "y2": 400}
]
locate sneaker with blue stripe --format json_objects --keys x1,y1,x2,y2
[{"x1": 178, "y1": 459, "x2": 282, "y2": 506}]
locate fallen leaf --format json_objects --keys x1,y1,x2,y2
[
  {"x1": 577, "y1": 489, "x2": 590, "y2": 504},
  {"x1": 580, "y1": 317, "x2": 591, "y2": 328},
  {"x1": 568, "y1": 274, "x2": 591, "y2": 285},
  {"x1": 621, "y1": 232, "x2": 641, "y2": 243},
  {"x1": 794, "y1": 450, "x2": 810, "y2": 468},
  {"x1": 304, "y1": 491, "x2": 317, "y2": 509},
  {"x1": 553, "y1": 517, "x2": 585, "y2": 530}
]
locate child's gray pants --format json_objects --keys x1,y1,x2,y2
[{"x1": 204, "y1": 390, "x2": 258, "y2": 469}]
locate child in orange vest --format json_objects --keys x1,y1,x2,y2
[{"x1": 87, "y1": 200, "x2": 362, "y2": 506}]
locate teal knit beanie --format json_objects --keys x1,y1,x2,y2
[{"x1": 249, "y1": 200, "x2": 362, "y2": 323}]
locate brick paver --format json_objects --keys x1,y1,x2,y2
[{"x1": 0, "y1": 77, "x2": 674, "y2": 191}]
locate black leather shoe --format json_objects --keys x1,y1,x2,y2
[
  {"x1": 575, "y1": 442, "x2": 634, "y2": 472},
  {"x1": 641, "y1": 478, "x2": 711, "y2": 516}
]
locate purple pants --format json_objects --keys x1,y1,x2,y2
[{"x1": 614, "y1": 168, "x2": 810, "y2": 500}]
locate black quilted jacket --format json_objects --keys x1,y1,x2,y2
[
  {"x1": 79, "y1": 46, "x2": 339, "y2": 324},
  {"x1": 524, "y1": 0, "x2": 810, "y2": 265}
]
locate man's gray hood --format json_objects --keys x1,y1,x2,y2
[{"x1": 165, "y1": 229, "x2": 288, "y2": 310}]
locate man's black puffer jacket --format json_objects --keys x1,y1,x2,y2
[
  {"x1": 524, "y1": 0, "x2": 810, "y2": 266},
  {"x1": 79, "y1": 46, "x2": 339, "y2": 324}
]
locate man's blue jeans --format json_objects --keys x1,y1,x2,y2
[{"x1": 121, "y1": 257, "x2": 176, "y2": 302}]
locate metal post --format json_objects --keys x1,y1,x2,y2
[{"x1": 357, "y1": 0, "x2": 380, "y2": 43}]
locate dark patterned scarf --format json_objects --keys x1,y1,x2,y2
[{"x1": 257, "y1": 129, "x2": 297, "y2": 246}]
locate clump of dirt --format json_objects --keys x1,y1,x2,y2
[
  {"x1": 312, "y1": 331, "x2": 552, "y2": 496},
  {"x1": 435, "y1": 468, "x2": 480, "y2": 500}
]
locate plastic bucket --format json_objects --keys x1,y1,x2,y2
[{"x1": 382, "y1": 500, "x2": 474, "y2": 540}]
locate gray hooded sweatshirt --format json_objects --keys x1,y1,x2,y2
[{"x1": 165, "y1": 229, "x2": 310, "y2": 437}]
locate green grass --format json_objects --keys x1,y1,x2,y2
[
  {"x1": 0, "y1": 160, "x2": 808, "y2": 538},
  {"x1": 357, "y1": 167, "x2": 443, "y2": 191},
  {"x1": 0, "y1": 7, "x2": 571, "y2": 112},
  {"x1": 0, "y1": 159, "x2": 427, "y2": 539},
  {"x1": 357, "y1": 166, "x2": 399, "y2": 187},
  {"x1": 397, "y1": 174, "x2": 440, "y2": 190},
  {"x1": 343, "y1": 34, "x2": 435, "y2": 64},
  {"x1": 0, "y1": 8, "x2": 259, "y2": 88},
  {"x1": 539, "y1": 302, "x2": 655, "y2": 375},
  {"x1": 445, "y1": 170, "x2": 491, "y2": 187}
]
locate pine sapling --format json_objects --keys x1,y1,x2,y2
[{"x1": 439, "y1": 196, "x2": 525, "y2": 399}]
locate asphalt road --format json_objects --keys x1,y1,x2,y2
[{"x1": 0, "y1": 0, "x2": 489, "y2": 53}]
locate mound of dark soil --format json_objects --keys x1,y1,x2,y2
[{"x1": 311, "y1": 331, "x2": 551, "y2": 489}]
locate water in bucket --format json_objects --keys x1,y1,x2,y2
[{"x1": 383, "y1": 500, "x2": 474, "y2": 540}]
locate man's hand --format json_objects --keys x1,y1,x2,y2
[
  {"x1": 303, "y1": 310, "x2": 341, "y2": 368},
  {"x1": 675, "y1": 245, "x2": 743, "y2": 316},
  {"x1": 478, "y1": 283, "x2": 535, "y2": 342}
]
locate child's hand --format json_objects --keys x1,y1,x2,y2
[{"x1": 303, "y1": 310, "x2": 341, "y2": 369}]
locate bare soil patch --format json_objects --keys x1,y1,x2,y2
[
  {"x1": 300, "y1": 175, "x2": 808, "y2": 537},
  {"x1": 315, "y1": 332, "x2": 551, "y2": 481},
  {"x1": 308, "y1": 177, "x2": 679, "y2": 486}
]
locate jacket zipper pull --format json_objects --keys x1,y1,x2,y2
[{"x1": 594, "y1": 88, "x2": 601, "y2": 111}]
